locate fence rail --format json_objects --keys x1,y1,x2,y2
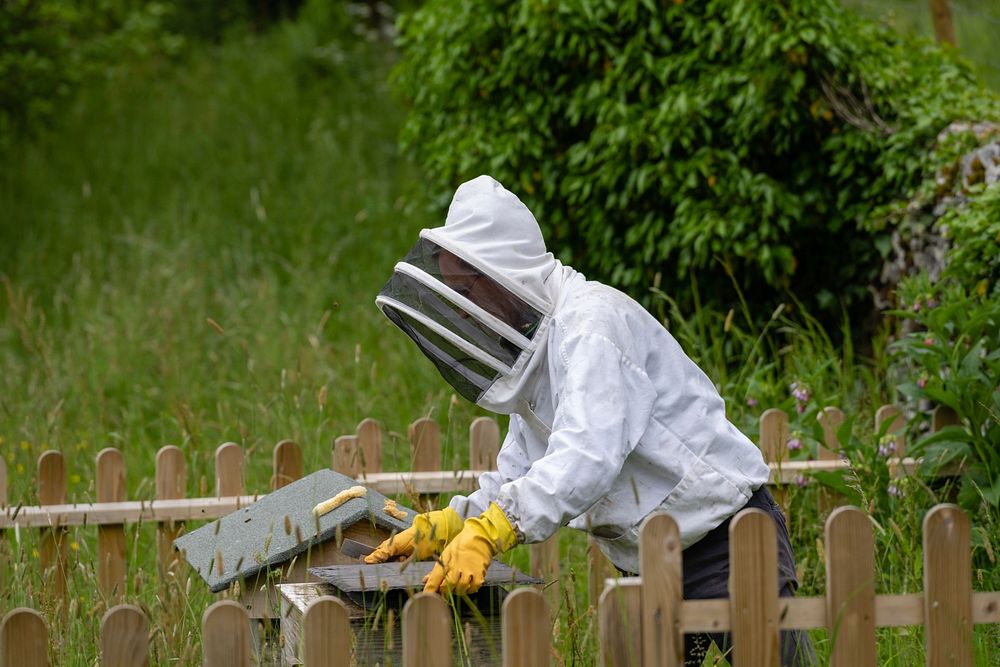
[{"x1": 2, "y1": 505, "x2": 998, "y2": 667}]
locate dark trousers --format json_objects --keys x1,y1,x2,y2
[{"x1": 624, "y1": 486, "x2": 816, "y2": 666}]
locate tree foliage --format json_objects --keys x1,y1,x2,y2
[{"x1": 392, "y1": 0, "x2": 999, "y2": 316}]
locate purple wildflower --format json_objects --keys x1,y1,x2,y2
[
  {"x1": 746, "y1": 396, "x2": 759, "y2": 408},
  {"x1": 887, "y1": 484, "x2": 902, "y2": 498},
  {"x1": 790, "y1": 382, "x2": 811, "y2": 403},
  {"x1": 795, "y1": 475, "x2": 809, "y2": 488},
  {"x1": 787, "y1": 437, "x2": 803, "y2": 452},
  {"x1": 917, "y1": 377, "x2": 927, "y2": 389}
]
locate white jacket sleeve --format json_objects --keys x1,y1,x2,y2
[
  {"x1": 494, "y1": 331, "x2": 657, "y2": 543},
  {"x1": 448, "y1": 417, "x2": 532, "y2": 519}
]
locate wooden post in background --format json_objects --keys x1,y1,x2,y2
[
  {"x1": 923, "y1": 504, "x2": 972, "y2": 666},
  {"x1": 203, "y1": 600, "x2": 251, "y2": 667},
  {"x1": 302, "y1": 597, "x2": 351, "y2": 667},
  {"x1": 271, "y1": 440, "x2": 302, "y2": 491},
  {"x1": 640, "y1": 513, "x2": 683, "y2": 667},
  {"x1": 100, "y1": 604, "x2": 149, "y2": 667},
  {"x1": 1, "y1": 608, "x2": 49, "y2": 667},
  {"x1": 502, "y1": 588, "x2": 549, "y2": 667},
  {"x1": 875, "y1": 405, "x2": 905, "y2": 457},
  {"x1": 825, "y1": 507, "x2": 876, "y2": 667},
  {"x1": 730, "y1": 509, "x2": 779, "y2": 667},
  {"x1": 96, "y1": 448, "x2": 127, "y2": 601},
  {"x1": 408, "y1": 418, "x2": 441, "y2": 511},
  {"x1": 214, "y1": 443, "x2": 244, "y2": 498},
  {"x1": 356, "y1": 418, "x2": 383, "y2": 476},
  {"x1": 469, "y1": 417, "x2": 499, "y2": 471},
  {"x1": 931, "y1": 405, "x2": 960, "y2": 432},
  {"x1": 402, "y1": 593, "x2": 450, "y2": 667},
  {"x1": 588, "y1": 538, "x2": 612, "y2": 611},
  {"x1": 38, "y1": 450, "x2": 68, "y2": 608},
  {"x1": 332, "y1": 435, "x2": 360, "y2": 478},
  {"x1": 929, "y1": 0, "x2": 957, "y2": 46},
  {"x1": 598, "y1": 579, "x2": 642, "y2": 667},
  {"x1": 155, "y1": 446, "x2": 186, "y2": 580},
  {"x1": 817, "y1": 407, "x2": 846, "y2": 514},
  {"x1": 531, "y1": 536, "x2": 561, "y2": 615},
  {"x1": 759, "y1": 408, "x2": 790, "y2": 516}
]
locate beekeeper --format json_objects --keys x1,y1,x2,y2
[{"x1": 367, "y1": 175, "x2": 814, "y2": 664}]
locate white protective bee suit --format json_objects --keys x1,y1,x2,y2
[{"x1": 376, "y1": 175, "x2": 770, "y2": 573}]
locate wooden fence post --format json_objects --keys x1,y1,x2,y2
[
  {"x1": 759, "y1": 409, "x2": 790, "y2": 515},
  {"x1": 203, "y1": 600, "x2": 251, "y2": 667},
  {"x1": 589, "y1": 538, "x2": 612, "y2": 610},
  {"x1": 0, "y1": 608, "x2": 49, "y2": 667},
  {"x1": 817, "y1": 407, "x2": 847, "y2": 514},
  {"x1": 302, "y1": 596, "x2": 352, "y2": 667},
  {"x1": 875, "y1": 405, "x2": 905, "y2": 457},
  {"x1": 332, "y1": 436, "x2": 360, "y2": 478},
  {"x1": 215, "y1": 443, "x2": 244, "y2": 498},
  {"x1": 929, "y1": 0, "x2": 957, "y2": 46},
  {"x1": 924, "y1": 504, "x2": 972, "y2": 666},
  {"x1": 356, "y1": 418, "x2": 383, "y2": 476},
  {"x1": 97, "y1": 448, "x2": 127, "y2": 601},
  {"x1": 502, "y1": 588, "x2": 549, "y2": 667},
  {"x1": 38, "y1": 450, "x2": 67, "y2": 607},
  {"x1": 730, "y1": 509, "x2": 779, "y2": 667},
  {"x1": 100, "y1": 604, "x2": 148, "y2": 667},
  {"x1": 409, "y1": 418, "x2": 441, "y2": 511},
  {"x1": 272, "y1": 440, "x2": 302, "y2": 491},
  {"x1": 825, "y1": 506, "x2": 876, "y2": 667},
  {"x1": 531, "y1": 537, "x2": 561, "y2": 614},
  {"x1": 469, "y1": 417, "x2": 499, "y2": 472},
  {"x1": 402, "y1": 592, "x2": 450, "y2": 667},
  {"x1": 640, "y1": 513, "x2": 682, "y2": 667},
  {"x1": 599, "y1": 579, "x2": 642, "y2": 667},
  {"x1": 931, "y1": 405, "x2": 960, "y2": 432},
  {"x1": 155, "y1": 446, "x2": 186, "y2": 579}
]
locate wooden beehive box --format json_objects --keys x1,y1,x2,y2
[
  {"x1": 173, "y1": 470, "x2": 416, "y2": 662},
  {"x1": 279, "y1": 560, "x2": 541, "y2": 666}
]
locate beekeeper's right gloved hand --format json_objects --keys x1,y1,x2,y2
[{"x1": 364, "y1": 507, "x2": 465, "y2": 563}]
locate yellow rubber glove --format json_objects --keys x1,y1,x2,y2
[
  {"x1": 364, "y1": 507, "x2": 464, "y2": 563},
  {"x1": 423, "y1": 503, "x2": 518, "y2": 595}
]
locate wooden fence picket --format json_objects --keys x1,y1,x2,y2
[
  {"x1": 759, "y1": 409, "x2": 790, "y2": 514},
  {"x1": 730, "y1": 509, "x2": 779, "y2": 667},
  {"x1": 97, "y1": 448, "x2": 127, "y2": 601},
  {"x1": 875, "y1": 404, "x2": 905, "y2": 458},
  {"x1": 409, "y1": 418, "x2": 441, "y2": 511},
  {"x1": 408, "y1": 418, "x2": 441, "y2": 474},
  {"x1": 332, "y1": 435, "x2": 360, "y2": 478},
  {"x1": 599, "y1": 579, "x2": 642, "y2": 667},
  {"x1": 356, "y1": 418, "x2": 383, "y2": 475},
  {"x1": 402, "y1": 592, "x2": 450, "y2": 667},
  {"x1": 469, "y1": 416, "x2": 499, "y2": 472},
  {"x1": 37, "y1": 450, "x2": 68, "y2": 605},
  {"x1": 531, "y1": 538, "x2": 561, "y2": 613},
  {"x1": 501, "y1": 588, "x2": 549, "y2": 667},
  {"x1": 640, "y1": 513, "x2": 682, "y2": 667},
  {"x1": 271, "y1": 440, "x2": 302, "y2": 490},
  {"x1": 825, "y1": 506, "x2": 876, "y2": 667},
  {"x1": 202, "y1": 600, "x2": 251, "y2": 667},
  {"x1": 588, "y1": 538, "x2": 612, "y2": 610},
  {"x1": 817, "y1": 407, "x2": 847, "y2": 513},
  {"x1": 155, "y1": 446, "x2": 186, "y2": 579},
  {"x1": 214, "y1": 443, "x2": 244, "y2": 498},
  {"x1": 100, "y1": 604, "x2": 148, "y2": 667},
  {"x1": 931, "y1": 405, "x2": 960, "y2": 432},
  {"x1": 302, "y1": 596, "x2": 352, "y2": 667},
  {"x1": 923, "y1": 504, "x2": 973, "y2": 666},
  {"x1": 0, "y1": 608, "x2": 48, "y2": 667}
]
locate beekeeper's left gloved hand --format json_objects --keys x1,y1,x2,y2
[{"x1": 422, "y1": 502, "x2": 518, "y2": 596}]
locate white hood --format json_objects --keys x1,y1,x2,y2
[{"x1": 377, "y1": 175, "x2": 575, "y2": 417}]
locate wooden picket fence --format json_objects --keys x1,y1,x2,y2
[
  {"x1": 0, "y1": 404, "x2": 967, "y2": 611},
  {"x1": 2, "y1": 504, "x2": 999, "y2": 666}
]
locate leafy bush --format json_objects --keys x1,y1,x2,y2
[
  {"x1": 890, "y1": 275, "x2": 1000, "y2": 510},
  {"x1": 0, "y1": 1, "x2": 184, "y2": 148},
  {"x1": 393, "y1": 0, "x2": 999, "y2": 318},
  {"x1": 940, "y1": 181, "x2": 1000, "y2": 298}
]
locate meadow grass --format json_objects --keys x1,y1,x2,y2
[{"x1": 2, "y1": 11, "x2": 999, "y2": 666}]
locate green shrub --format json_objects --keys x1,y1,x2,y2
[
  {"x1": 941, "y1": 181, "x2": 1000, "y2": 297},
  {"x1": 890, "y1": 275, "x2": 1000, "y2": 510},
  {"x1": 393, "y1": 0, "x2": 999, "y2": 318}
]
